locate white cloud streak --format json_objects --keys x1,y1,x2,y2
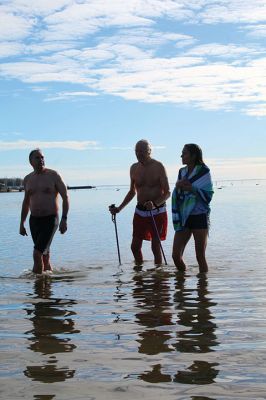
[
  {"x1": 45, "y1": 91, "x2": 98, "y2": 101},
  {"x1": 0, "y1": 140, "x2": 167, "y2": 152},
  {"x1": 167, "y1": 157, "x2": 266, "y2": 182},
  {"x1": 110, "y1": 145, "x2": 166, "y2": 150},
  {"x1": 0, "y1": 140, "x2": 100, "y2": 151}
]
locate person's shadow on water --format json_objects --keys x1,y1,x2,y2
[
  {"x1": 173, "y1": 273, "x2": 219, "y2": 385},
  {"x1": 23, "y1": 277, "x2": 79, "y2": 383},
  {"x1": 131, "y1": 269, "x2": 173, "y2": 382},
  {"x1": 129, "y1": 270, "x2": 219, "y2": 386}
]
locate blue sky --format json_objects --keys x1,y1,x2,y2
[{"x1": 0, "y1": 0, "x2": 266, "y2": 185}]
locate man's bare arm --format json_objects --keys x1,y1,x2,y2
[
  {"x1": 145, "y1": 164, "x2": 170, "y2": 210},
  {"x1": 19, "y1": 179, "x2": 30, "y2": 236},
  {"x1": 110, "y1": 165, "x2": 136, "y2": 214},
  {"x1": 158, "y1": 164, "x2": 171, "y2": 203},
  {"x1": 55, "y1": 173, "x2": 69, "y2": 234}
]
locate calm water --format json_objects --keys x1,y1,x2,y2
[{"x1": 1, "y1": 182, "x2": 266, "y2": 400}]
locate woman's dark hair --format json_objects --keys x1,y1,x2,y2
[{"x1": 184, "y1": 143, "x2": 204, "y2": 165}]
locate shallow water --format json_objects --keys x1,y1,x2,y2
[{"x1": 1, "y1": 183, "x2": 266, "y2": 399}]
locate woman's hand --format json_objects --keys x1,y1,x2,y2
[{"x1": 176, "y1": 179, "x2": 192, "y2": 191}]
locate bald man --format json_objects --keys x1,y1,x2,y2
[{"x1": 110, "y1": 140, "x2": 170, "y2": 268}]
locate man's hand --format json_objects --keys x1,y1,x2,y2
[
  {"x1": 144, "y1": 201, "x2": 154, "y2": 211},
  {"x1": 109, "y1": 204, "x2": 120, "y2": 215},
  {"x1": 59, "y1": 218, "x2": 67, "y2": 234},
  {"x1": 19, "y1": 223, "x2": 28, "y2": 236}
]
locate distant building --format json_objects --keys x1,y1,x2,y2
[{"x1": 0, "y1": 178, "x2": 23, "y2": 192}]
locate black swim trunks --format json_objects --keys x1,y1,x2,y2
[
  {"x1": 184, "y1": 213, "x2": 208, "y2": 230},
  {"x1": 29, "y1": 215, "x2": 59, "y2": 254}
]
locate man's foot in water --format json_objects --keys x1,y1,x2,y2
[
  {"x1": 133, "y1": 260, "x2": 143, "y2": 272},
  {"x1": 43, "y1": 254, "x2": 53, "y2": 272}
]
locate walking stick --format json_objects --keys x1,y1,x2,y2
[
  {"x1": 150, "y1": 210, "x2": 168, "y2": 265},
  {"x1": 110, "y1": 204, "x2": 122, "y2": 265}
]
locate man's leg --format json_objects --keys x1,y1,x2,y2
[
  {"x1": 131, "y1": 237, "x2": 143, "y2": 265},
  {"x1": 172, "y1": 230, "x2": 192, "y2": 271},
  {"x1": 32, "y1": 249, "x2": 44, "y2": 274},
  {"x1": 151, "y1": 238, "x2": 162, "y2": 265},
  {"x1": 192, "y1": 229, "x2": 209, "y2": 273},
  {"x1": 43, "y1": 252, "x2": 53, "y2": 272}
]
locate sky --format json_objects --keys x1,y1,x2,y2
[{"x1": 0, "y1": 0, "x2": 266, "y2": 185}]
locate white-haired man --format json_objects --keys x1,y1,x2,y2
[{"x1": 110, "y1": 139, "x2": 170, "y2": 268}]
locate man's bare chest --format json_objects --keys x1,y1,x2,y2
[
  {"x1": 26, "y1": 176, "x2": 56, "y2": 195},
  {"x1": 133, "y1": 167, "x2": 159, "y2": 188}
]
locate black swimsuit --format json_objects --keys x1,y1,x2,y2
[{"x1": 29, "y1": 215, "x2": 58, "y2": 254}]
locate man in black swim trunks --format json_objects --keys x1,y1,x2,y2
[{"x1": 19, "y1": 149, "x2": 69, "y2": 274}]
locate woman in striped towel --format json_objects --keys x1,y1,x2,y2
[{"x1": 172, "y1": 144, "x2": 214, "y2": 273}]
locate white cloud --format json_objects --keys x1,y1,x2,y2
[
  {"x1": 186, "y1": 43, "x2": 261, "y2": 58},
  {"x1": 198, "y1": 0, "x2": 266, "y2": 24},
  {"x1": 167, "y1": 157, "x2": 266, "y2": 182},
  {"x1": 0, "y1": 42, "x2": 24, "y2": 58},
  {"x1": 245, "y1": 105, "x2": 266, "y2": 117},
  {"x1": 110, "y1": 145, "x2": 166, "y2": 150},
  {"x1": 2, "y1": 0, "x2": 266, "y2": 43},
  {"x1": 1, "y1": 46, "x2": 266, "y2": 113},
  {"x1": 0, "y1": 7, "x2": 34, "y2": 41},
  {"x1": 47, "y1": 157, "x2": 266, "y2": 183},
  {"x1": 0, "y1": 140, "x2": 100, "y2": 151},
  {"x1": 245, "y1": 24, "x2": 266, "y2": 38},
  {"x1": 45, "y1": 90, "x2": 98, "y2": 101},
  {"x1": 208, "y1": 157, "x2": 266, "y2": 180},
  {"x1": 1, "y1": 0, "x2": 266, "y2": 116}
]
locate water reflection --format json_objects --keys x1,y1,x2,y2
[
  {"x1": 132, "y1": 271, "x2": 219, "y2": 385},
  {"x1": 190, "y1": 397, "x2": 216, "y2": 400},
  {"x1": 24, "y1": 277, "x2": 79, "y2": 383},
  {"x1": 173, "y1": 273, "x2": 219, "y2": 384},
  {"x1": 133, "y1": 270, "x2": 174, "y2": 356},
  {"x1": 139, "y1": 363, "x2": 172, "y2": 383},
  {"x1": 174, "y1": 274, "x2": 218, "y2": 353}
]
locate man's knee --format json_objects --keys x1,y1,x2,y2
[
  {"x1": 172, "y1": 253, "x2": 182, "y2": 263},
  {"x1": 131, "y1": 239, "x2": 142, "y2": 254},
  {"x1": 33, "y1": 248, "x2": 43, "y2": 258},
  {"x1": 151, "y1": 238, "x2": 160, "y2": 250}
]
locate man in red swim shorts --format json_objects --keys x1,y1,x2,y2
[{"x1": 109, "y1": 140, "x2": 170, "y2": 267}]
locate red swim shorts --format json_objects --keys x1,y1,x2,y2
[{"x1": 133, "y1": 205, "x2": 168, "y2": 241}]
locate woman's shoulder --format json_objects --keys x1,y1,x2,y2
[
  {"x1": 201, "y1": 164, "x2": 210, "y2": 173},
  {"x1": 178, "y1": 166, "x2": 187, "y2": 176}
]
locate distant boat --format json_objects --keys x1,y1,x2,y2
[{"x1": 67, "y1": 185, "x2": 96, "y2": 190}]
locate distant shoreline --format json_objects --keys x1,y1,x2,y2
[
  {"x1": 0, "y1": 185, "x2": 97, "y2": 193},
  {"x1": 1, "y1": 178, "x2": 266, "y2": 194}
]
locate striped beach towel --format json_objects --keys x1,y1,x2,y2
[{"x1": 172, "y1": 164, "x2": 214, "y2": 231}]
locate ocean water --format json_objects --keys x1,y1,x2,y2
[{"x1": 1, "y1": 182, "x2": 266, "y2": 400}]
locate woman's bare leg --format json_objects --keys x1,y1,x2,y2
[
  {"x1": 172, "y1": 230, "x2": 192, "y2": 271},
  {"x1": 192, "y1": 229, "x2": 209, "y2": 273}
]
